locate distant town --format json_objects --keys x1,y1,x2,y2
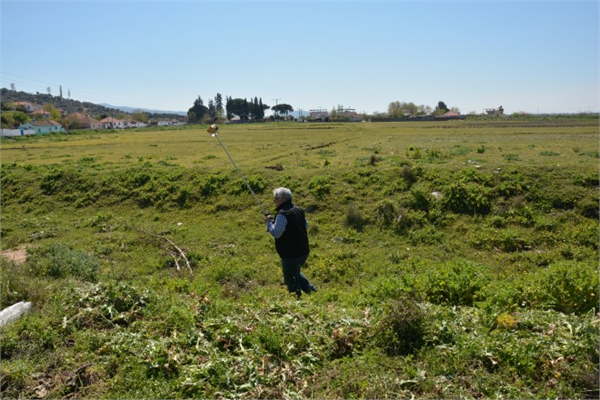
[{"x1": 5, "y1": 87, "x2": 590, "y2": 138}]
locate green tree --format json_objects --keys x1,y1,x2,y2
[
  {"x1": 131, "y1": 110, "x2": 149, "y2": 124},
  {"x1": 271, "y1": 103, "x2": 293, "y2": 118},
  {"x1": 208, "y1": 99, "x2": 216, "y2": 120},
  {"x1": 227, "y1": 98, "x2": 250, "y2": 121},
  {"x1": 388, "y1": 101, "x2": 405, "y2": 119},
  {"x1": 434, "y1": 101, "x2": 449, "y2": 115},
  {"x1": 188, "y1": 96, "x2": 208, "y2": 123},
  {"x1": 63, "y1": 114, "x2": 82, "y2": 130},
  {"x1": 43, "y1": 104, "x2": 62, "y2": 121},
  {"x1": 249, "y1": 97, "x2": 269, "y2": 120},
  {"x1": 225, "y1": 96, "x2": 233, "y2": 120},
  {"x1": 215, "y1": 93, "x2": 224, "y2": 121},
  {"x1": 1, "y1": 111, "x2": 30, "y2": 128},
  {"x1": 418, "y1": 104, "x2": 432, "y2": 115},
  {"x1": 404, "y1": 102, "x2": 418, "y2": 116}
]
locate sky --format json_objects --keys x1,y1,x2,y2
[{"x1": 1, "y1": 0, "x2": 598, "y2": 115}]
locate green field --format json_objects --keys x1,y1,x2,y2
[{"x1": 1, "y1": 118, "x2": 598, "y2": 399}]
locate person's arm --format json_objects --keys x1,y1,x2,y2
[{"x1": 266, "y1": 214, "x2": 287, "y2": 238}]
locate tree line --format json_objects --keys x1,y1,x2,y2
[
  {"x1": 188, "y1": 94, "x2": 294, "y2": 123},
  {"x1": 381, "y1": 100, "x2": 460, "y2": 119}
]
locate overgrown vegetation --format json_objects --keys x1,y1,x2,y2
[{"x1": 1, "y1": 119, "x2": 598, "y2": 399}]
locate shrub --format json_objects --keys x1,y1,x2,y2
[
  {"x1": 481, "y1": 261, "x2": 599, "y2": 314},
  {"x1": 197, "y1": 172, "x2": 228, "y2": 197},
  {"x1": 423, "y1": 260, "x2": 490, "y2": 306},
  {"x1": 444, "y1": 182, "x2": 492, "y2": 215},
  {"x1": 576, "y1": 196, "x2": 599, "y2": 219},
  {"x1": 409, "y1": 225, "x2": 445, "y2": 245},
  {"x1": 209, "y1": 259, "x2": 254, "y2": 286},
  {"x1": 408, "y1": 186, "x2": 432, "y2": 212},
  {"x1": 346, "y1": 203, "x2": 366, "y2": 230},
  {"x1": 471, "y1": 229, "x2": 531, "y2": 253},
  {"x1": 495, "y1": 172, "x2": 527, "y2": 198},
  {"x1": 28, "y1": 243, "x2": 100, "y2": 282},
  {"x1": 242, "y1": 174, "x2": 266, "y2": 194},
  {"x1": 373, "y1": 199, "x2": 397, "y2": 227},
  {"x1": 372, "y1": 297, "x2": 426, "y2": 356},
  {"x1": 309, "y1": 175, "x2": 331, "y2": 199},
  {"x1": 400, "y1": 165, "x2": 417, "y2": 184},
  {"x1": 369, "y1": 154, "x2": 378, "y2": 166},
  {"x1": 309, "y1": 251, "x2": 361, "y2": 284},
  {"x1": 568, "y1": 220, "x2": 599, "y2": 249},
  {"x1": 393, "y1": 208, "x2": 427, "y2": 234},
  {"x1": 541, "y1": 261, "x2": 599, "y2": 314}
]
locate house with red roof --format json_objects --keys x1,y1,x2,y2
[
  {"x1": 101, "y1": 117, "x2": 126, "y2": 129},
  {"x1": 13, "y1": 101, "x2": 40, "y2": 113},
  {"x1": 68, "y1": 113, "x2": 103, "y2": 130}
]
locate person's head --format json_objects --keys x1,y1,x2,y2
[{"x1": 273, "y1": 187, "x2": 293, "y2": 207}]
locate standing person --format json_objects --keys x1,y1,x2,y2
[{"x1": 266, "y1": 187, "x2": 317, "y2": 298}]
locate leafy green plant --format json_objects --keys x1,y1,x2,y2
[
  {"x1": 309, "y1": 175, "x2": 331, "y2": 199},
  {"x1": 444, "y1": 182, "x2": 492, "y2": 215},
  {"x1": 422, "y1": 260, "x2": 490, "y2": 306},
  {"x1": 309, "y1": 251, "x2": 361, "y2": 284},
  {"x1": 233, "y1": 174, "x2": 266, "y2": 195},
  {"x1": 539, "y1": 261, "x2": 599, "y2": 314},
  {"x1": 196, "y1": 172, "x2": 228, "y2": 197}
]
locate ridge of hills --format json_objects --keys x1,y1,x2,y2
[{"x1": 0, "y1": 88, "x2": 185, "y2": 119}]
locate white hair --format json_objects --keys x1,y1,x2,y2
[{"x1": 273, "y1": 187, "x2": 293, "y2": 201}]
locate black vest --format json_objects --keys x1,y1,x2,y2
[{"x1": 274, "y1": 201, "x2": 309, "y2": 258}]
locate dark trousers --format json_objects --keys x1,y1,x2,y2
[{"x1": 280, "y1": 254, "x2": 314, "y2": 296}]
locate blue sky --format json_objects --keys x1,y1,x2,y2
[{"x1": 1, "y1": 1, "x2": 598, "y2": 115}]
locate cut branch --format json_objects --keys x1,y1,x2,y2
[{"x1": 137, "y1": 228, "x2": 192, "y2": 273}]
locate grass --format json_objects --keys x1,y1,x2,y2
[{"x1": 1, "y1": 118, "x2": 598, "y2": 399}]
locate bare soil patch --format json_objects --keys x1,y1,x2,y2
[{"x1": 1, "y1": 245, "x2": 28, "y2": 264}]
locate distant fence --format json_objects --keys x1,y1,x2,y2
[{"x1": 1, "y1": 129, "x2": 36, "y2": 137}]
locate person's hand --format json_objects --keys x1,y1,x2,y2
[{"x1": 265, "y1": 214, "x2": 274, "y2": 223}]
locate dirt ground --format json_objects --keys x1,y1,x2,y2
[{"x1": 1, "y1": 245, "x2": 28, "y2": 264}]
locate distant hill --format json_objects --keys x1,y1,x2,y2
[
  {"x1": 0, "y1": 88, "x2": 185, "y2": 119},
  {"x1": 100, "y1": 103, "x2": 186, "y2": 116}
]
